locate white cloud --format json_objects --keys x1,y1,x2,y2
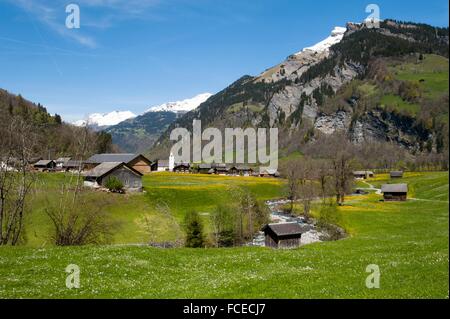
[
  {"x1": 8, "y1": 0, "x2": 161, "y2": 47},
  {"x1": 10, "y1": 0, "x2": 97, "y2": 48}
]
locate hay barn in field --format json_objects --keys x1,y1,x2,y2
[
  {"x1": 83, "y1": 162, "x2": 143, "y2": 192},
  {"x1": 262, "y1": 223, "x2": 305, "y2": 249},
  {"x1": 84, "y1": 153, "x2": 152, "y2": 174},
  {"x1": 381, "y1": 184, "x2": 408, "y2": 201},
  {"x1": 390, "y1": 171, "x2": 404, "y2": 178}
]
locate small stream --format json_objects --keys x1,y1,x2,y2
[{"x1": 249, "y1": 199, "x2": 327, "y2": 247}]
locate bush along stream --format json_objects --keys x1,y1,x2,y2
[{"x1": 249, "y1": 199, "x2": 347, "y2": 247}]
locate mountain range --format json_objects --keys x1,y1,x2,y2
[
  {"x1": 148, "y1": 19, "x2": 449, "y2": 161},
  {"x1": 100, "y1": 93, "x2": 212, "y2": 153}
]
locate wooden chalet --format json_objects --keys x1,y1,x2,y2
[
  {"x1": 259, "y1": 167, "x2": 280, "y2": 178},
  {"x1": 83, "y1": 162, "x2": 143, "y2": 192},
  {"x1": 84, "y1": 154, "x2": 152, "y2": 174},
  {"x1": 33, "y1": 160, "x2": 56, "y2": 171},
  {"x1": 229, "y1": 166, "x2": 254, "y2": 176},
  {"x1": 381, "y1": 184, "x2": 408, "y2": 201},
  {"x1": 262, "y1": 223, "x2": 307, "y2": 249},
  {"x1": 173, "y1": 162, "x2": 190, "y2": 173},
  {"x1": 63, "y1": 160, "x2": 83, "y2": 172},
  {"x1": 197, "y1": 163, "x2": 212, "y2": 174}
]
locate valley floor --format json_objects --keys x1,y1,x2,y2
[{"x1": 0, "y1": 172, "x2": 448, "y2": 298}]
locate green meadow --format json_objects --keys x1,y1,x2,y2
[
  {"x1": 25, "y1": 173, "x2": 285, "y2": 246},
  {"x1": 389, "y1": 54, "x2": 449, "y2": 99},
  {"x1": 0, "y1": 171, "x2": 448, "y2": 298}
]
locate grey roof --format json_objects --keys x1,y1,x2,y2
[
  {"x1": 262, "y1": 223, "x2": 308, "y2": 237},
  {"x1": 382, "y1": 184, "x2": 408, "y2": 193},
  {"x1": 174, "y1": 162, "x2": 190, "y2": 167},
  {"x1": 198, "y1": 163, "x2": 212, "y2": 169},
  {"x1": 236, "y1": 165, "x2": 252, "y2": 171},
  {"x1": 34, "y1": 160, "x2": 55, "y2": 166},
  {"x1": 56, "y1": 157, "x2": 71, "y2": 164},
  {"x1": 83, "y1": 162, "x2": 142, "y2": 178},
  {"x1": 260, "y1": 167, "x2": 279, "y2": 175},
  {"x1": 64, "y1": 160, "x2": 82, "y2": 168},
  {"x1": 85, "y1": 154, "x2": 143, "y2": 164},
  {"x1": 354, "y1": 171, "x2": 374, "y2": 175},
  {"x1": 390, "y1": 171, "x2": 404, "y2": 177},
  {"x1": 158, "y1": 160, "x2": 170, "y2": 167}
]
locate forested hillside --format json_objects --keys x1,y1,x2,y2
[{"x1": 0, "y1": 89, "x2": 114, "y2": 159}]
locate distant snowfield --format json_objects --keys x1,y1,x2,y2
[
  {"x1": 298, "y1": 26, "x2": 347, "y2": 54},
  {"x1": 146, "y1": 93, "x2": 213, "y2": 113},
  {"x1": 72, "y1": 93, "x2": 212, "y2": 127},
  {"x1": 73, "y1": 111, "x2": 137, "y2": 127}
]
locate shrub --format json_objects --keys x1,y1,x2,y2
[
  {"x1": 45, "y1": 194, "x2": 119, "y2": 246},
  {"x1": 104, "y1": 176, "x2": 124, "y2": 193},
  {"x1": 184, "y1": 211, "x2": 205, "y2": 248}
]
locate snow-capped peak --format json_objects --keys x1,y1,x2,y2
[
  {"x1": 146, "y1": 93, "x2": 213, "y2": 113},
  {"x1": 74, "y1": 111, "x2": 136, "y2": 127},
  {"x1": 299, "y1": 26, "x2": 347, "y2": 54}
]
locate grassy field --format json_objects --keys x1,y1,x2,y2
[
  {"x1": 25, "y1": 173, "x2": 285, "y2": 246},
  {"x1": 0, "y1": 171, "x2": 448, "y2": 298},
  {"x1": 389, "y1": 54, "x2": 449, "y2": 99}
]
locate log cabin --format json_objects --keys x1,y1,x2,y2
[
  {"x1": 84, "y1": 153, "x2": 152, "y2": 174},
  {"x1": 33, "y1": 160, "x2": 56, "y2": 172},
  {"x1": 262, "y1": 223, "x2": 305, "y2": 249},
  {"x1": 83, "y1": 162, "x2": 143, "y2": 192},
  {"x1": 381, "y1": 184, "x2": 408, "y2": 201}
]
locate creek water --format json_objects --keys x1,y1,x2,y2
[{"x1": 249, "y1": 199, "x2": 326, "y2": 247}]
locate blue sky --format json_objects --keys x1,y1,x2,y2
[{"x1": 0, "y1": 0, "x2": 448, "y2": 122}]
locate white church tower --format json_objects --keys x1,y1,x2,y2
[{"x1": 169, "y1": 152, "x2": 175, "y2": 172}]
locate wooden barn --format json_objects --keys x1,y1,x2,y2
[
  {"x1": 390, "y1": 171, "x2": 404, "y2": 178},
  {"x1": 262, "y1": 223, "x2": 305, "y2": 249},
  {"x1": 33, "y1": 160, "x2": 56, "y2": 171},
  {"x1": 259, "y1": 167, "x2": 280, "y2": 178},
  {"x1": 173, "y1": 163, "x2": 190, "y2": 173},
  {"x1": 63, "y1": 160, "x2": 82, "y2": 172},
  {"x1": 229, "y1": 166, "x2": 253, "y2": 176},
  {"x1": 84, "y1": 153, "x2": 152, "y2": 174},
  {"x1": 55, "y1": 157, "x2": 71, "y2": 170},
  {"x1": 381, "y1": 184, "x2": 408, "y2": 201},
  {"x1": 83, "y1": 162, "x2": 143, "y2": 192},
  {"x1": 197, "y1": 163, "x2": 212, "y2": 174},
  {"x1": 212, "y1": 166, "x2": 229, "y2": 175}
]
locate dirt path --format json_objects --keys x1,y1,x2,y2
[{"x1": 359, "y1": 180, "x2": 382, "y2": 195}]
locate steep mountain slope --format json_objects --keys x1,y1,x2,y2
[
  {"x1": 150, "y1": 20, "x2": 449, "y2": 160},
  {"x1": 105, "y1": 111, "x2": 179, "y2": 153}
]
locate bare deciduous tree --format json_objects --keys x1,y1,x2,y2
[
  {"x1": 0, "y1": 116, "x2": 37, "y2": 245},
  {"x1": 45, "y1": 123, "x2": 119, "y2": 246}
]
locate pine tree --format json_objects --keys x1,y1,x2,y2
[
  {"x1": 184, "y1": 211, "x2": 204, "y2": 248},
  {"x1": 54, "y1": 114, "x2": 62, "y2": 125}
]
